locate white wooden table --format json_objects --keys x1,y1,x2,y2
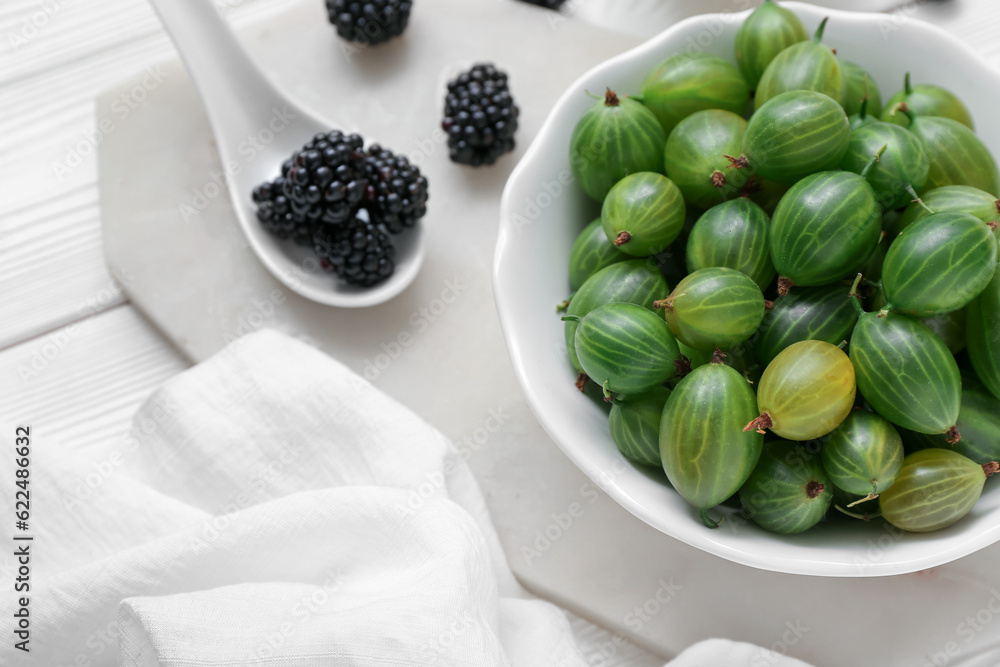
[{"x1": 3, "y1": 0, "x2": 1000, "y2": 663}]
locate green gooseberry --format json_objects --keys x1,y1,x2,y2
[
  {"x1": 734, "y1": 0, "x2": 809, "y2": 90},
  {"x1": 897, "y1": 185, "x2": 1000, "y2": 236},
  {"x1": 737, "y1": 90, "x2": 850, "y2": 185},
  {"x1": 905, "y1": 111, "x2": 999, "y2": 195},
  {"x1": 882, "y1": 73, "x2": 974, "y2": 129},
  {"x1": 879, "y1": 449, "x2": 996, "y2": 533},
  {"x1": 839, "y1": 120, "x2": 929, "y2": 209},
  {"x1": 601, "y1": 172, "x2": 686, "y2": 257},
  {"x1": 685, "y1": 198, "x2": 775, "y2": 291},
  {"x1": 569, "y1": 89, "x2": 666, "y2": 202},
  {"x1": 658, "y1": 267, "x2": 765, "y2": 352},
  {"x1": 664, "y1": 109, "x2": 749, "y2": 209},
  {"x1": 639, "y1": 52, "x2": 749, "y2": 136},
  {"x1": 568, "y1": 218, "x2": 629, "y2": 291},
  {"x1": 755, "y1": 17, "x2": 846, "y2": 110},
  {"x1": 748, "y1": 340, "x2": 856, "y2": 441},
  {"x1": 842, "y1": 60, "x2": 883, "y2": 117}
]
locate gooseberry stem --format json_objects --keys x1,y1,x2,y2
[
  {"x1": 602, "y1": 380, "x2": 613, "y2": 402},
  {"x1": 743, "y1": 412, "x2": 772, "y2": 434},
  {"x1": 846, "y1": 492, "x2": 879, "y2": 508},
  {"x1": 835, "y1": 504, "x2": 881, "y2": 521},
  {"x1": 848, "y1": 273, "x2": 867, "y2": 316},
  {"x1": 897, "y1": 102, "x2": 917, "y2": 125},
  {"x1": 561, "y1": 315, "x2": 581, "y2": 323},
  {"x1": 725, "y1": 154, "x2": 750, "y2": 170},
  {"x1": 860, "y1": 145, "x2": 887, "y2": 180},
  {"x1": 904, "y1": 71, "x2": 913, "y2": 96},
  {"x1": 654, "y1": 294, "x2": 684, "y2": 311},
  {"x1": 814, "y1": 16, "x2": 829, "y2": 42},
  {"x1": 575, "y1": 372, "x2": 588, "y2": 392},
  {"x1": 907, "y1": 185, "x2": 935, "y2": 214},
  {"x1": 699, "y1": 508, "x2": 720, "y2": 529},
  {"x1": 858, "y1": 96, "x2": 869, "y2": 122},
  {"x1": 849, "y1": 272, "x2": 864, "y2": 296}
]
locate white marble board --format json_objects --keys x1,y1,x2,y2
[{"x1": 99, "y1": 0, "x2": 1000, "y2": 664}]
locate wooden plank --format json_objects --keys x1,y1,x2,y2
[
  {"x1": 0, "y1": 0, "x2": 293, "y2": 350},
  {"x1": 0, "y1": 305, "x2": 188, "y2": 458}
]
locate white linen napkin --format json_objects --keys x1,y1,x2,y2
[{"x1": 1, "y1": 330, "x2": 814, "y2": 666}]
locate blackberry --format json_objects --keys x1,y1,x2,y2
[
  {"x1": 252, "y1": 177, "x2": 314, "y2": 246},
  {"x1": 443, "y1": 64, "x2": 519, "y2": 167},
  {"x1": 282, "y1": 130, "x2": 367, "y2": 226},
  {"x1": 516, "y1": 0, "x2": 567, "y2": 8},
  {"x1": 363, "y1": 145, "x2": 429, "y2": 233},
  {"x1": 314, "y1": 215, "x2": 395, "y2": 287},
  {"x1": 326, "y1": 0, "x2": 411, "y2": 45},
  {"x1": 253, "y1": 131, "x2": 427, "y2": 289}
]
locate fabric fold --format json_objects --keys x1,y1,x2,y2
[{"x1": 1, "y1": 330, "x2": 814, "y2": 667}]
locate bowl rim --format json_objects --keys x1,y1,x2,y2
[{"x1": 493, "y1": 1, "x2": 1000, "y2": 577}]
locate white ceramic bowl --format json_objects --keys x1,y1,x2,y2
[{"x1": 494, "y1": 3, "x2": 1000, "y2": 577}]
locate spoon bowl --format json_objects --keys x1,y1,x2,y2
[{"x1": 148, "y1": 0, "x2": 424, "y2": 307}]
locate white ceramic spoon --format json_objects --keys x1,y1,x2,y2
[{"x1": 147, "y1": 0, "x2": 424, "y2": 307}]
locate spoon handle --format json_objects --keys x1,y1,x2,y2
[{"x1": 148, "y1": 0, "x2": 295, "y2": 146}]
